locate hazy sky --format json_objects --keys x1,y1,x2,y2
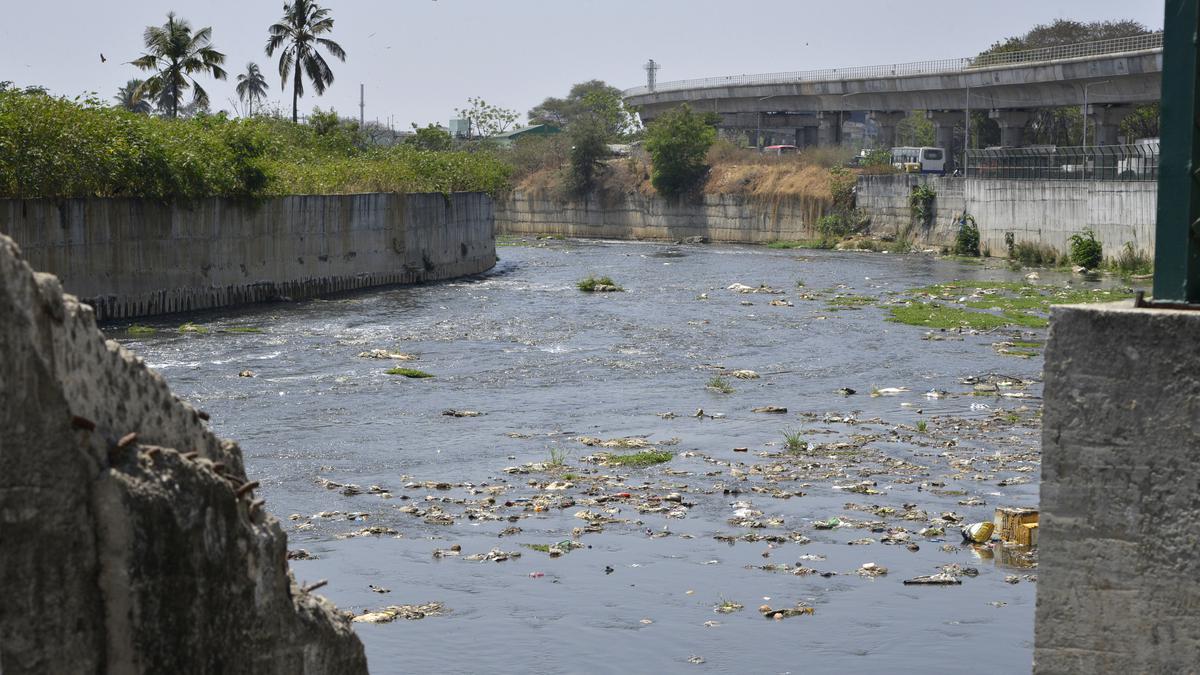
[{"x1": 2, "y1": 1, "x2": 1164, "y2": 128}]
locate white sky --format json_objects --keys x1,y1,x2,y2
[{"x1": 1, "y1": 0, "x2": 1164, "y2": 128}]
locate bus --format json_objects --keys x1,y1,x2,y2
[{"x1": 892, "y1": 147, "x2": 946, "y2": 174}]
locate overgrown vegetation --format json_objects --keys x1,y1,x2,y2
[
  {"x1": 909, "y1": 183, "x2": 936, "y2": 227},
  {"x1": 952, "y1": 214, "x2": 981, "y2": 257},
  {"x1": 1109, "y1": 242, "x2": 1153, "y2": 276},
  {"x1": 890, "y1": 280, "x2": 1134, "y2": 330},
  {"x1": 1068, "y1": 229, "x2": 1103, "y2": 269},
  {"x1": 1005, "y1": 232, "x2": 1062, "y2": 267}
]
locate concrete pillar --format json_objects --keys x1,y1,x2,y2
[
  {"x1": 1086, "y1": 104, "x2": 1135, "y2": 146},
  {"x1": 817, "y1": 112, "x2": 841, "y2": 147},
  {"x1": 868, "y1": 111, "x2": 905, "y2": 149},
  {"x1": 926, "y1": 111, "x2": 960, "y2": 170},
  {"x1": 988, "y1": 110, "x2": 1031, "y2": 148},
  {"x1": 1035, "y1": 302, "x2": 1200, "y2": 674}
]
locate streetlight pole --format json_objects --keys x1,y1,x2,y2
[{"x1": 756, "y1": 95, "x2": 777, "y2": 149}]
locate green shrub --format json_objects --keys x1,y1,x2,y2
[
  {"x1": 952, "y1": 214, "x2": 981, "y2": 257},
  {"x1": 577, "y1": 275, "x2": 622, "y2": 292},
  {"x1": 644, "y1": 104, "x2": 717, "y2": 197},
  {"x1": 1068, "y1": 229, "x2": 1103, "y2": 269}
]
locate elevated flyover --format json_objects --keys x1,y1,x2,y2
[{"x1": 624, "y1": 33, "x2": 1162, "y2": 151}]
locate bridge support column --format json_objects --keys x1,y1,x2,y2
[
  {"x1": 1086, "y1": 104, "x2": 1135, "y2": 145},
  {"x1": 989, "y1": 110, "x2": 1031, "y2": 147},
  {"x1": 817, "y1": 112, "x2": 841, "y2": 146},
  {"x1": 926, "y1": 111, "x2": 961, "y2": 170},
  {"x1": 868, "y1": 111, "x2": 905, "y2": 149}
]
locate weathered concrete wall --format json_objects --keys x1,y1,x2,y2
[
  {"x1": 496, "y1": 190, "x2": 828, "y2": 243},
  {"x1": 0, "y1": 192, "x2": 495, "y2": 320},
  {"x1": 857, "y1": 175, "x2": 1158, "y2": 256},
  {"x1": 0, "y1": 234, "x2": 368, "y2": 674},
  {"x1": 1036, "y1": 302, "x2": 1200, "y2": 673}
]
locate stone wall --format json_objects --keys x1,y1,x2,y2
[
  {"x1": 0, "y1": 192, "x2": 495, "y2": 320},
  {"x1": 1036, "y1": 301, "x2": 1200, "y2": 672},
  {"x1": 496, "y1": 190, "x2": 828, "y2": 243},
  {"x1": 856, "y1": 175, "x2": 1158, "y2": 256},
  {"x1": 0, "y1": 234, "x2": 368, "y2": 673}
]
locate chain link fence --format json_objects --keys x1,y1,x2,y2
[{"x1": 965, "y1": 142, "x2": 1159, "y2": 181}]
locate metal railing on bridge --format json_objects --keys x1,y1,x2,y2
[
  {"x1": 623, "y1": 32, "x2": 1163, "y2": 96},
  {"x1": 965, "y1": 142, "x2": 1160, "y2": 181}
]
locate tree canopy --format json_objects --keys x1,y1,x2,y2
[
  {"x1": 643, "y1": 104, "x2": 718, "y2": 197},
  {"x1": 528, "y1": 80, "x2": 637, "y2": 139},
  {"x1": 979, "y1": 19, "x2": 1150, "y2": 57},
  {"x1": 131, "y1": 12, "x2": 227, "y2": 119}
]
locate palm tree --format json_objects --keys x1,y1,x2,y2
[
  {"x1": 266, "y1": 0, "x2": 346, "y2": 123},
  {"x1": 236, "y1": 62, "x2": 269, "y2": 117},
  {"x1": 131, "y1": 12, "x2": 226, "y2": 119},
  {"x1": 115, "y1": 78, "x2": 153, "y2": 114}
]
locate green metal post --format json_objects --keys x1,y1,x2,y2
[{"x1": 1154, "y1": 0, "x2": 1200, "y2": 302}]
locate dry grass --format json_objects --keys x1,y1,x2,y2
[{"x1": 705, "y1": 162, "x2": 832, "y2": 200}]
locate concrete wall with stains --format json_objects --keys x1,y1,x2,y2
[
  {"x1": 857, "y1": 175, "x2": 1158, "y2": 257},
  {"x1": 0, "y1": 234, "x2": 368, "y2": 673},
  {"x1": 0, "y1": 192, "x2": 495, "y2": 320},
  {"x1": 496, "y1": 191, "x2": 829, "y2": 243},
  {"x1": 1036, "y1": 302, "x2": 1200, "y2": 672}
]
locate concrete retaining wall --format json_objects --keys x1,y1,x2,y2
[
  {"x1": 496, "y1": 190, "x2": 828, "y2": 243},
  {"x1": 0, "y1": 234, "x2": 367, "y2": 673},
  {"x1": 1036, "y1": 302, "x2": 1200, "y2": 672},
  {"x1": 0, "y1": 192, "x2": 495, "y2": 321},
  {"x1": 857, "y1": 174, "x2": 1158, "y2": 256}
]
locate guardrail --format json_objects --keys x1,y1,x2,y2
[
  {"x1": 623, "y1": 32, "x2": 1163, "y2": 97},
  {"x1": 965, "y1": 142, "x2": 1159, "y2": 181}
]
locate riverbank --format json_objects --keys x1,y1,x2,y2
[{"x1": 0, "y1": 192, "x2": 495, "y2": 320}]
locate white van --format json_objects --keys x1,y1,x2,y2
[{"x1": 892, "y1": 147, "x2": 946, "y2": 174}]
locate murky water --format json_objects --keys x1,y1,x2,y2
[{"x1": 118, "y1": 240, "x2": 1060, "y2": 674}]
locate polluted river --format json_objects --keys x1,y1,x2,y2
[{"x1": 114, "y1": 238, "x2": 1133, "y2": 674}]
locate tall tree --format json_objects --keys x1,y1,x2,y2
[
  {"x1": 131, "y1": 12, "x2": 226, "y2": 119},
  {"x1": 114, "y1": 78, "x2": 153, "y2": 114},
  {"x1": 528, "y1": 80, "x2": 638, "y2": 138},
  {"x1": 266, "y1": 0, "x2": 346, "y2": 124},
  {"x1": 236, "y1": 62, "x2": 269, "y2": 117}
]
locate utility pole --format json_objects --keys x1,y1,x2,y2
[
  {"x1": 643, "y1": 59, "x2": 660, "y2": 92},
  {"x1": 359, "y1": 84, "x2": 365, "y2": 128}
]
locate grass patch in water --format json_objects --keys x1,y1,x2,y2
[
  {"x1": 998, "y1": 348, "x2": 1040, "y2": 358},
  {"x1": 706, "y1": 376, "x2": 734, "y2": 394},
  {"x1": 766, "y1": 240, "x2": 833, "y2": 250},
  {"x1": 223, "y1": 326, "x2": 264, "y2": 334},
  {"x1": 1010, "y1": 340, "x2": 1042, "y2": 349},
  {"x1": 916, "y1": 420, "x2": 928, "y2": 433},
  {"x1": 178, "y1": 322, "x2": 208, "y2": 334},
  {"x1": 782, "y1": 427, "x2": 806, "y2": 452},
  {"x1": 826, "y1": 294, "x2": 875, "y2": 309},
  {"x1": 888, "y1": 304, "x2": 1014, "y2": 330},
  {"x1": 577, "y1": 275, "x2": 623, "y2": 292},
  {"x1": 603, "y1": 450, "x2": 673, "y2": 467},
  {"x1": 523, "y1": 543, "x2": 553, "y2": 553},
  {"x1": 127, "y1": 324, "x2": 157, "y2": 335},
  {"x1": 386, "y1": 367, "x2": 433, "y2": 378}
]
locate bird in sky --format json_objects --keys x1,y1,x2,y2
[{"x1": 100, "y1": 53, "x2": 106, "y2": 63}]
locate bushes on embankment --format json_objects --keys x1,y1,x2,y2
[{"x1": 0, "y1": 90, "x2": 511, "y2": 199}]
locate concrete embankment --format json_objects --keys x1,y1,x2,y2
[
  {"x1": 856, "y1": 174, "x2": 1157, "y2": 256},
  {"x1": 496, "y1": 190, "x2": 827, "y2": 243},
  {"x1": 499, "y1": 178, "x2": 1156, "y2": 258},
  {"x1": 0, "y1": 192, "x2": 495, "y2": 321},
  {"x1": 0, "y1": 233, "x2": 368, "y2": 673}
]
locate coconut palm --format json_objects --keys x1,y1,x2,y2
[
  {"x1": 266, "y1": 0, "x2": 346, "y2": 123},
  {"x1": 131, "y1": 12, "x2": 226, "y2": 119},
  {"x1": 236, "y1": 62, "x2": 269, "y2": 117},
  {"x1": 115, "y1": 78, "x2": 153, "y2": 114}
]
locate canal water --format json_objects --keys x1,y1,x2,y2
[{"x1": 119, "y1": 240, "x2": 1051, "y2": 674}]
